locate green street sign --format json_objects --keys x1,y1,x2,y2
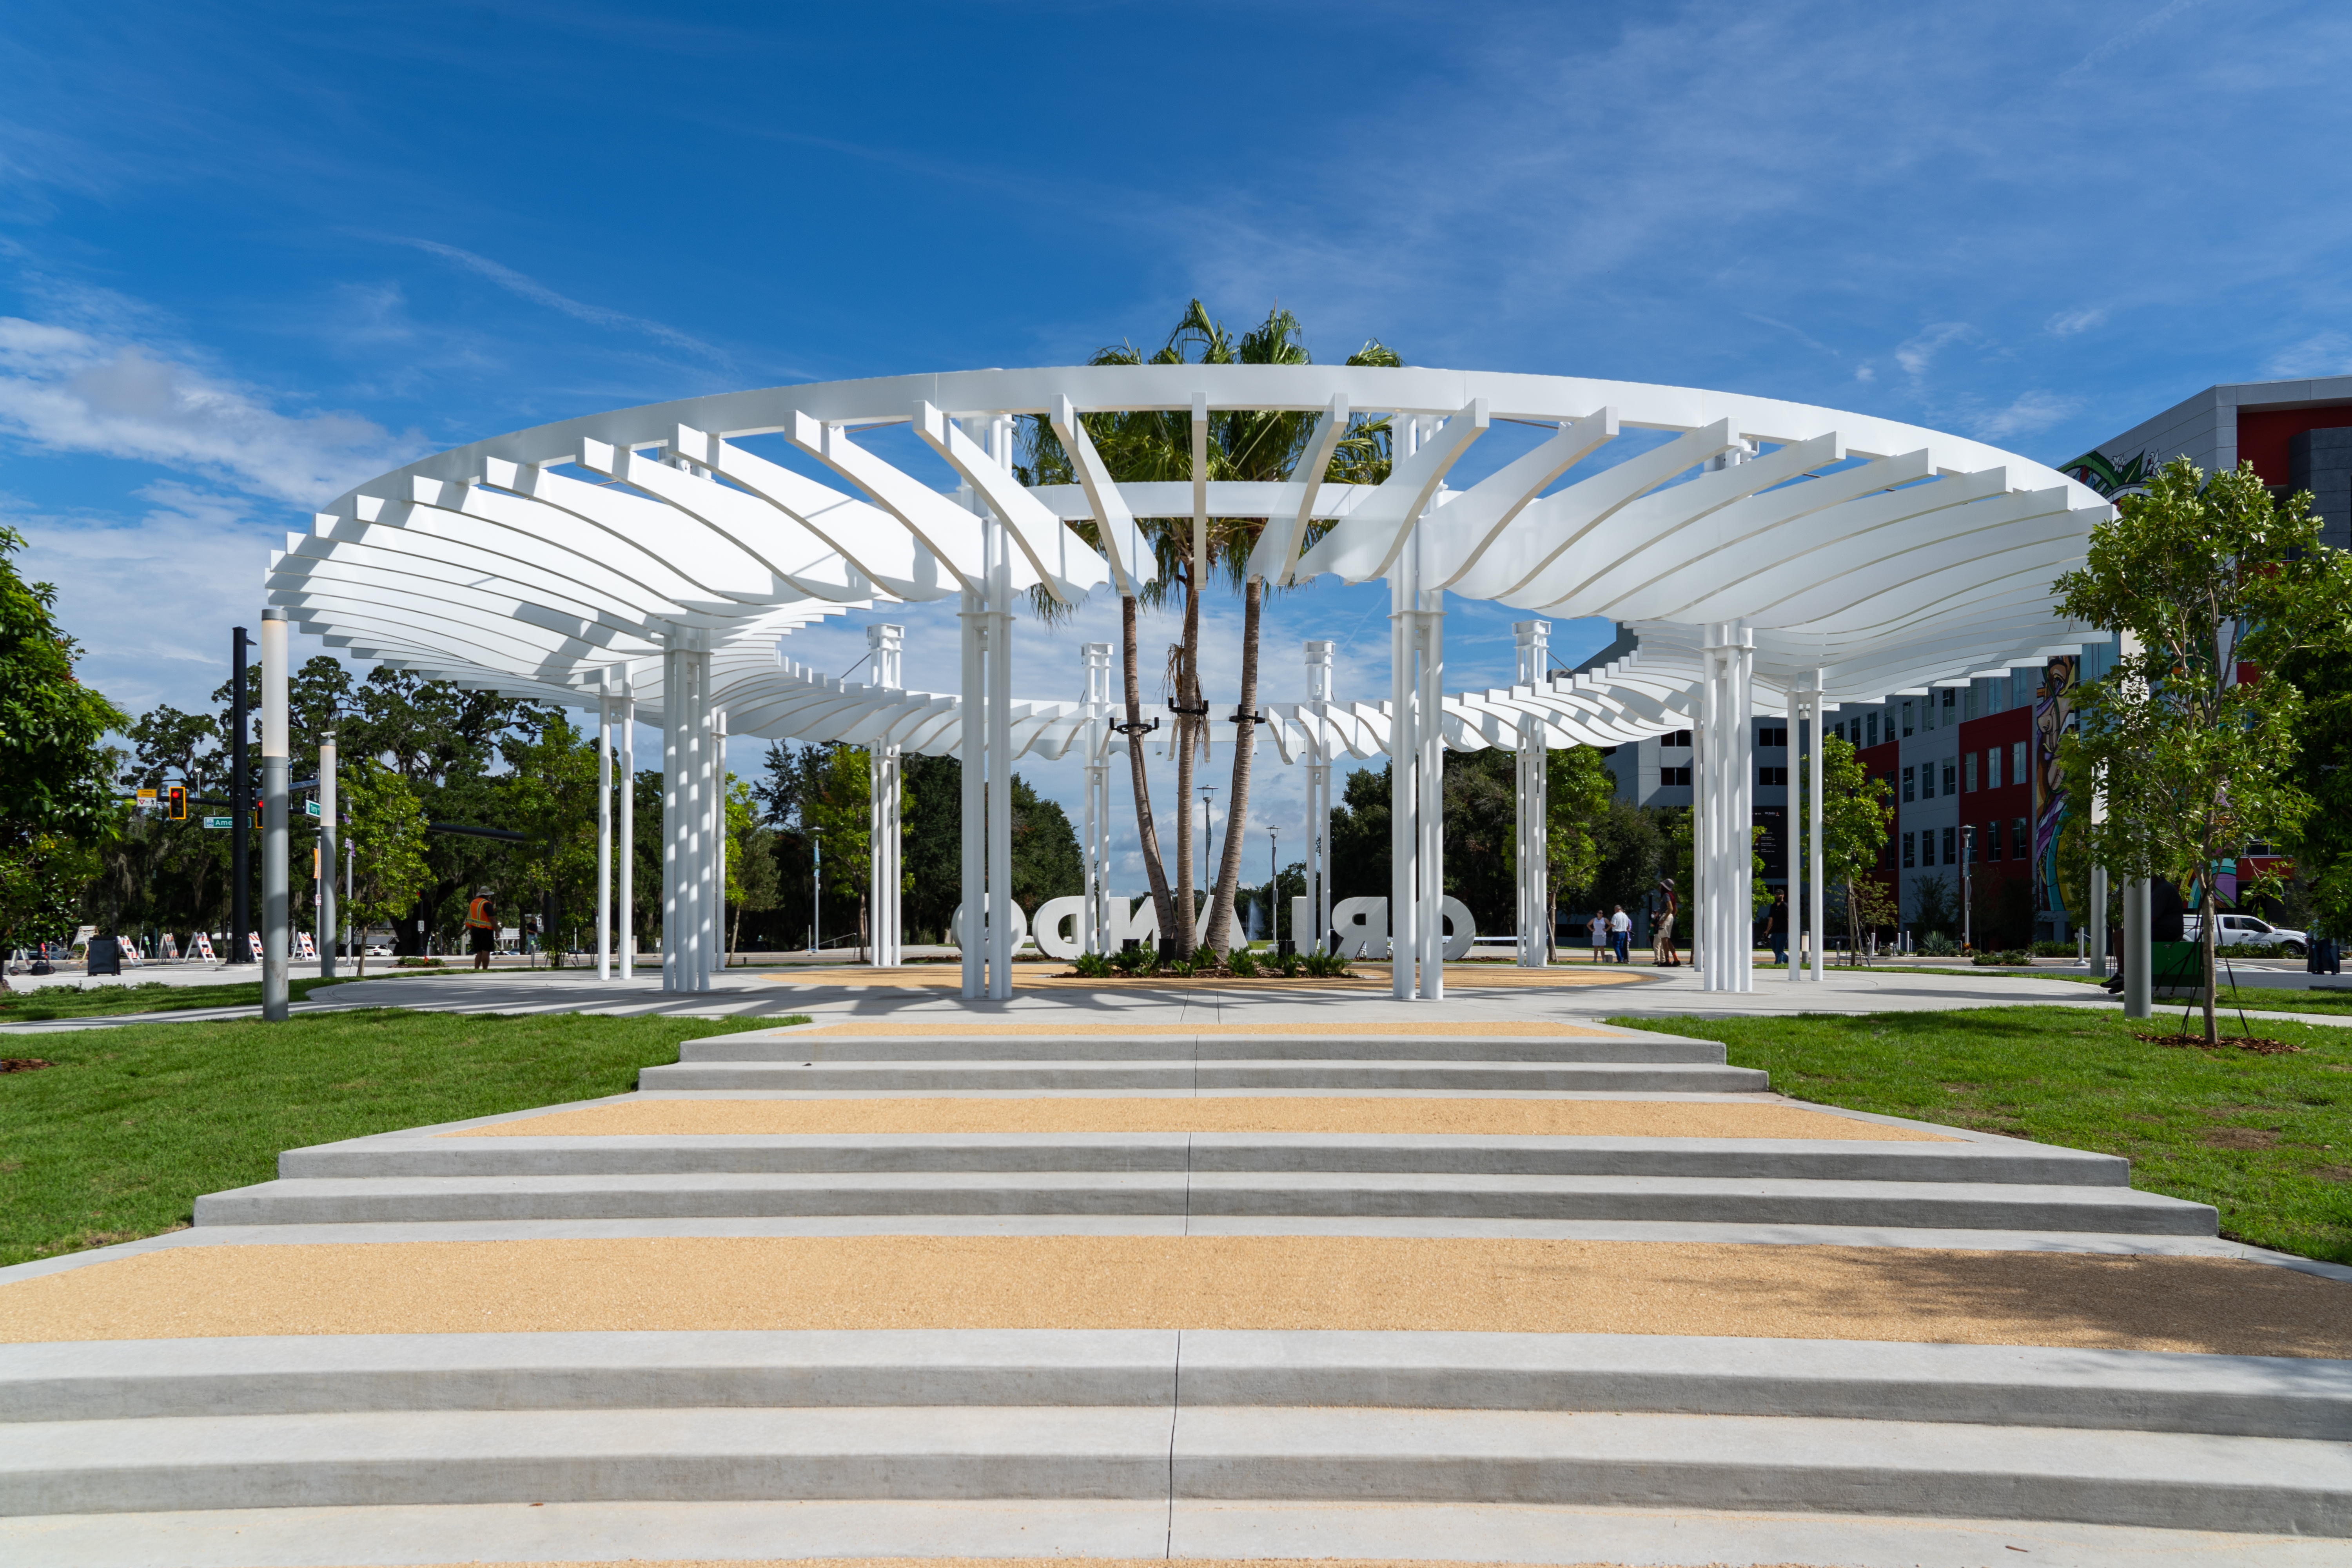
[
  {"x1": 203, "y1": 815, "x2": 232, "y2": 829},
  {"x1": 306, "y1": 799, "x2": 321, "y2": 818}
]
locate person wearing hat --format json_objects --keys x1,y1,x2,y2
[{"x1": 466, "y1": 888, "x2": 497, "y2": 971}]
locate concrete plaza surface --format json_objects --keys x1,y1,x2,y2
[{"x1": 5, "y1": 995, "x2": 2350, "y2": 1565}]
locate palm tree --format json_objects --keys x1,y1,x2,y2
[{"x1": 1020, "y1": 303, "x2": 1397, "y2": 960}]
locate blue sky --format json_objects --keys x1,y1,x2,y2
[{"x1": 5, "y1": 0, "x2": 2349, "y2": 883}]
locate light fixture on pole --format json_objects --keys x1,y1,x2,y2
[
  {"x1": 1199, "y1": 786, "x2": 1217, "y2": 915},
  {"x1": 1268, "y1": 824, "x2": 1280, "y2": 951},
  {"x1": 811, "y1": 834, "x2": 821, "y2": 956},
  {"x1": 1962, "y1": 824, "x2": 1975, "y2": 954}
]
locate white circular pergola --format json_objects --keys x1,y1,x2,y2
[{"x1": 269, "y1": 365, "x2": 2107, "y2": 1000}]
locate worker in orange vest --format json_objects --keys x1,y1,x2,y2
[{"x1": 465, "y1": 889, "x2": 497, "y2": 971}]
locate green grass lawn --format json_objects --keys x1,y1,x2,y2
[
  {"x1": 1795, "y1": 964, "x2": 2352, "y2": 1016},
  {"x1": 1611, "y1": 1005, "x2": 2352, "y2": 1263},
  {"x1": 0, "y1": 975, "x2": 381, "y2": 1022},
  {"x1": 0, "y1": 1009, "x2": 798, "y2": 1267}
]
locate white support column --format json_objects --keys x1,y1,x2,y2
[
  {"x1": 984, "y1": 417, "x2": 1016, "y2": 1002},
  {"x1": 619, "y1": 668, "x2": 635, "y2": 983},
  {"x1": 596, "y1": 671, "x2": 613, "y2": 982},
  {"x1": 661, "y1": 646, "x2": 682, "y2": 991},
  {"x1": 1080, "y1": 641, "x2": 1112, "y2": 956},
  {"x1": 1416, "y1": 578, "x2": 1446, "y2": 998},
  {"x1": 1514, "y1": 620, "x2": 1550, "y2": 968},
  {"x1": 1388, "y1": 555, "x2": 1418, "y2": 1000},
  {"x1": 708, "y1": 707, "x2": 728, "y2": 973},
  {"x1": 1785, "y1": 677, "x2": 1808, "y2": 982},
  {"x1": 1699, "y1": 621, "x2": 1756, "y2": 993},
  {"x1": 1305, "y1": 640, "x2": 1335, "y2": 953},
  {"x1": 959, "y1": 586, "x2": 984, "y2": 998},
  {"x1": 869, "y1": 623, "x2": 905, "y2": 968},
  {"x1": 259, "y1": 608, "x2": 290, "y2": 1022},
  {"x1": 1809, "y1": 675, "x2": 1826, "y2": 982}
]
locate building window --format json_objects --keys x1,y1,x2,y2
[
  {"x1": 1942, "y1": 689, "x2": 1957, "y2": 719},
  {"x1": 1942, "y1": 826, "x2": 1956, "y2": 865},
  {"x1": 1987, "y1": 747, "x2": 2002, "y2": 790},
  {"x1": 1921, "y1": 763, "x2": 1934, "y2": 800},
  {"x1": 1902, "y1": 701, "x2": 1915, "y2": 736},
  {"x1": 2013, "y1": 740, "x2": 2026, "y2": 786},
  {"x1": 1660, "y1": 766, "x2": 1692, "y2": 786},
  {"x1": 1903, "y1": 831, "x2": 1916, "y2": 868},
  {"x1": 1942, "y1": 760, "x2": 1957, "y2": 796},
  {"x1": 1963, "y1": 752, "x2": 1977, "y2": 793},
  {"x1": 2012, "y1": 816, "x2": 2029, "y2": 858},
  {"x1": 1867, "y1": 713, "x2": 1880, "y2": 747},
  {"x1": 1902, "y1": 765, "x2": 1915, "y2": 802},
  {"x1": 1759, "y1": 766, "x2": 1788, "y2": 786},
  {"x1": 1758, "y1": 726, "x2": 1788, "y2": 748},
  {"x1": 1661, "y1": 730, "x2": 1691, "y2": 749},
  {"x1": 1986, "y1": 820, "x2": 2002, "y2": 862}
]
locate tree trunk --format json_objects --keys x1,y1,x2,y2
[
  {"x1": 2200, "y1": 871, "x2": 2220, "y2": 1044},
  {"x1": 1174, "y1": 555, "x2": 1200, "y2": 951},
  {"x1": 1123, "y1": 595, "x2": 1176, "y2": 947},
  {"x1": 1204, "y1": 576, "x2": 1262, "y2": 954}
]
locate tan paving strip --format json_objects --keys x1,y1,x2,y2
[
  {"x1": 753, "y1": 967, "x2": 1649, "y2": 991},
  {"x1": 5, "y1": 1237, "x2": 2341, "y2": 1356},
  {"x1": 377, "y1": 1560, "x2": 1757, "y2": 1568},
  {"x1": 801, "y1": 1020, "x2": 1615, "y2": 1035},
  {"x1": 450, "y1": 1096, "x2": 1947, "y2": 1141},
  {"x1": 377, "y1": 1560, "x2": 1746, "y2": 1568}
]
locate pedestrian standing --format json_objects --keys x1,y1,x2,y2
[
  {"x1": 1655, "y1": 878, "x2": 1681, "y2": 967},
  {"x1": 1767, "y1": 892, "x2": 1787, "y2": 965},
  {"x1": 466, "y1": 889, "x2": 497, "y2": 971},
  {"x1": 1610, "y1": 904, "x2": 1632, "y2": 964},
  {"x1": 1587, "y1": 910, "x2": 1608, "y2": 964}
]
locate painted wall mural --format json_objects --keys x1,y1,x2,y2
[{"x1": 2032, "y1": 654, "x2": 2080, "y2": 922}]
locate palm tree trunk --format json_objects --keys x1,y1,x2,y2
[
  {"x1": 1123, "y1": 595, "x2": 1176, "y2": 947},
  {"x1": 1174, "y1": 557, "x2": 1200, "y2": 951},
  {"x1": 1205, "y1": 576, "x2": 1262, "y2": 954}
]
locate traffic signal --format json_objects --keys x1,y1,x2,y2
[
  {"x1": 252, "y1": 798, "x2": 264, "y2": 829},
  {"x1": 167, "y1": 785, "x2": 187, "y2": 821}
]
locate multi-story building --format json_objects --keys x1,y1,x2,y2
[{"x1": 2070, "y1": 374, "x2": 2352, "y2": 550}]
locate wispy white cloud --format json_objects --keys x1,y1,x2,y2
[
  {"x1": 2263, "y1": 332, "x2": 2352, "y2": 379},
  {"x1": 388, "y1": 237, "x2": 732, "y2": 366},
  {"x1": 2058, "y1": 0, "x2": 2205, "y2": 80},
  {"x1": 1970, "y1": 390, "x2": 2078, "y2": 440},
  {"x1": 2045, "y1": 308, "x2": 2106, "y2": 336},
  {"x1": 0, "y1": 316, "x2": 420, "y2": 504},
  {"x1": 1895, "y1": 322, "x2": 1976, "y2": 380}
]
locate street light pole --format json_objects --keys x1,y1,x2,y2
[
  {"x1": 1962, "y1": 824, "x2": 1975, "y2": 955},
  {"x1": 1268, "y1": 825, "x2": 1279, "y2": 949}
]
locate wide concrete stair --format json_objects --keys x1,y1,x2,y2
[
  {"x1": 6, "y1": 1332, "x2": 2348, "y2": 1534},
  {"x1": 192, "y1": 1026, "x2": 2219, "y2": 1237}
]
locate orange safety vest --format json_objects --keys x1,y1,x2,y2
[{"x1": 465, "y1": 896, "x2": 494, "y2": 930}]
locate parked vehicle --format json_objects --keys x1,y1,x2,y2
[{"x1": 2184, "y1": 913, "x2": 2308, "y2": 957}]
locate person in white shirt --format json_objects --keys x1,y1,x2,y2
[
  {"x1": 1587, "y1": 911, "x2": 1608, "y2": 963},
  {"x1": 1610, "y1": 905, "x2": 1633, "y2": 964}
]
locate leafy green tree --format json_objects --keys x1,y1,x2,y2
[
  {"x1": 724, "y1": 775, "x2": 780, "y2": 963},
  {"x1": 0, "y1": 526, "x2": 127, "y2": 951},
  {"x1": 342, "y1": 757, "x2": 429, "y2": 976},
  {"x1": 503, "y1": 711, "x2": 599, "y2": 964},
  {"x1": 800, "y1": 746, "x2": 875, "y2": 959},
  {"x1": 2054, "y1": 456, "x2": 2338, "y2": 1041},
  {"x1": 2268, "y1": 555, "x2": 2352, "y2": 942},
  {"x1": 1008, "y1": 773, "x2": 1082, "y2": 913},
  {"x1": 1533, "y1": 746, "x2": 1618, "y2": 957},
  {"x1": 1800, "y1": 733, "x2": 1895, "y2": 964}
]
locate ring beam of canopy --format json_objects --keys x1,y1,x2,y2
[{"x1": 267, "y1": 363, "x2": 2110, "y2": 1000}]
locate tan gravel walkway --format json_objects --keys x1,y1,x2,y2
[
  {"x1": 376, "y1": 1560, "x2": 1746, "y2": 1568},
  {"x1": 6, "y1": 1237, "x2": 2343, "y2": 1356},
  {"x1": 450, "y1": 1097, "x2": 1948, "y2": 1141},
  {"x1": 798, "y1": 1020, "x2": 1616, "y2": 1036}
]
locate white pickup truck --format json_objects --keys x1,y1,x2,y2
[{"x1": 2183, "y1": 913, "x2": 2308, "y2": 957}]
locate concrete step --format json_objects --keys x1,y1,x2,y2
[
  {"x1": 7, "y1": 1403, "x2": 2345, "y2": 1533},
  {"x1": 191, "y1": 1171, "x2": 2216, "y2": 1232},
  {"x1": 686, "y1": 1032, "x2": 1730, "y2": 1063},
  {"x1": 7, "y1": 1331, "x2": 2343, "y2": 1440},
  {"x1": 280, "y1": 1132, "x2": 2129, "y2": 1187},
  {"x1": 636, "y1": 1058, "x2": 1771, "y2": 1094}
]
